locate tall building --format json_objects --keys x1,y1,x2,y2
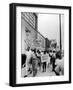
[
  {"x1": 21, "y1": 12, "x2": 46, "y2": 66},
  {"x1": 21, "y1": 12, "x2": 46, "y2": 54},
  {"x1": 21, "y1": 12, "x2": 38, "y2": 54},
  {"x1": 36, "y1": 32, "x2": 45, "y2": 51},
  {"x1": 45, "y1": 38, "x2": 51, "y2": 50}
]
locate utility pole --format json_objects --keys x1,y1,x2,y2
[{"x1": 59, "y1": 14, "x2": 62, "y2": 51}]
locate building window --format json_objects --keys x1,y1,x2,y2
[{"x1": 21, "y1": 12, "x2": 36, "y2": 29}]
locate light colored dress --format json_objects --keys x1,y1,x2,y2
[{"x1": 55, "y1": 57, "x2": 64, "y2": 75}]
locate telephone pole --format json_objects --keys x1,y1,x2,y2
[{"x1": 59, "y1": 14, "x2": 62, "y2": 51}]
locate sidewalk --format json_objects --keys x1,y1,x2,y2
[
  {"x1": 36, "y1": 65, "x2": 56, "y2": 77},
  {"x1": 27, "y1": 65, "x2": 56, "y2": 77}
]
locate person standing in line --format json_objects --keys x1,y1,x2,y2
[
  {"x1": 41, "y1": 51, "x2": 47, "y2": 72},
  {"x1": 46, "y1": 51, "x2": 50, "y2": 69},
  {"x1": 31, "y1": 48, "x2": 38, "y2": 77},
  {"x1": 49, "y1": 49, "x2": 56, "y2": 72},
  {"x1": 55, "y1": 51, "x2": 64, "y2": 75},
  {"x1": 52, "y1": 49, "x2": 56, "y2": 71},
  {"x1": 24, "y1": 47, "x2": 32, "y2": 77},
  {"x1": 41, "y1": 51, "x2": 44, "y2": 72},
  {"x1": 36, "y1": 50, "x2": 41, "y2": 71}
]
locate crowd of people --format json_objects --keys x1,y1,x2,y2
[{"x1": 22, "y1": 47, "x2": 64, "y2": 77}]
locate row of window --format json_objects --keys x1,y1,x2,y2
[{"x1": 21, "y1": 12, "x2": 36, "y2": 29}]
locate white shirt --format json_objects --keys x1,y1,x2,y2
[{"x1": 25, "y1": 50, "x2": 33, "y2": 65}]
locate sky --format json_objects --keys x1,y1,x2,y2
[{"x1": 38, "y1": 13, "x2": 64, "y2": 48}]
